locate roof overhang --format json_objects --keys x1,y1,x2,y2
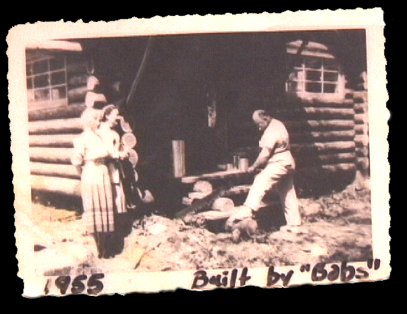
[
  {"x1": 26, "y1": 40, "x2": 83, "y2": 62},
  {"x1": 26, "y1": 40, "x2": 83, "y2": 52}
]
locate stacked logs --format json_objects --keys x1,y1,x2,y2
[
  {"x1": 276, "y1": 98, "x2": 356, "y2": 175},
  {"x1": 29, "y1": 58, "x2": 137, "y2": 197},
  {"x1": 29, "y1": 103, "x2": 84, "y2": 196},
  {"x1": 353, "y1": 90, "x2": 370, "y2": 177}
]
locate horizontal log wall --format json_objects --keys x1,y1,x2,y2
[
  {"x1": 30, "y1": 147, "x2": 74, "y2": 164},
  {"x1": 29, "y1": 118, "x2": 83, "y2": 135},
  {"x1": 28, "y1": 104, "x2": 87, "y2": 122},
  {"x1": 31, "y1": 175, "x2": 81, "y2": 197},
  {"x1": 352, "y1": 90, "x2": 370, "y2": 173},
  {"x1": 29, "y1": 134, "x2": 78, "y2": 147},
  {"x1": 30, "y1": 162, "x2": 80, "y2": 179},
  {"x1": 273, "y1": 98, "x2": 357, "y2": 175},
  {"x1": 28, "y1": 56, "x2": 97, "y2": 199}
]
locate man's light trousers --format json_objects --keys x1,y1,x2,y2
[{"x1": 244, "y1": 162, "x2": 301, "y2": 226}]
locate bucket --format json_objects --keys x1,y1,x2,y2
[{"x1": 238, "y1": 158, "x2": 249, "y2": 171}]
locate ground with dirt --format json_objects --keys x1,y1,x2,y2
[{"x1": 30, "y1": 185, "x2": 372, "y2": 277}]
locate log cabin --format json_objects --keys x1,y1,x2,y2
[{"x1": 25, "y1": 30, "x2": 369, "y2": 213}]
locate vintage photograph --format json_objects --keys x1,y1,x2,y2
[{"x1": 9, "y1": 10, "x2": 389, "y2": 294}]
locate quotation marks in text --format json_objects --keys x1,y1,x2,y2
[{"x1": 367, "y1": 258, "x2": 381, "y2": 270}]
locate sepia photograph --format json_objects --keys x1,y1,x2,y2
[{"x1": 9, "y1": 10, "x2": 389, "y2": 295}]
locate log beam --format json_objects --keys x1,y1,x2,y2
[
  {"x1": 30, "y1": 162, "x2": 80, "y2": 179},
  {"x1": 290, "y1": 130, "x2": 355, "y2": 142},
  {"x1": 30, "y1": 147, "x2": 74, "y2": 164},
  {"x1": 298, "y1": 163, "x2": 356, "y2": 174},
  {"x1": 29, "y1": 118, "x2": 83, "y2": 134},
  {"x1": 276, "y1": 107, "x2": 354, "y2": 119},
  {"x1": 291, "y1": 141, "x2": 355, "y2": 154},
  {"x1": 285, "y1": 120, "x2": 355, "y2": 131},
  {"x1": 29, "y1": 134, "x2": 78, "y2": 148},
  {"x1": 31, "y1": 175, "x2": 81, "y2": 197},
  {"x1": 28, "y1": 104, "x2": 86, "y2": 122}
]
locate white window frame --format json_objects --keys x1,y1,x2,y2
[
  {"x1": 286, "y1": 41, "x2": 346, "y2": 102},
  {"x1": 26, "y1": 56, "x2": 68, "y2": 110}
]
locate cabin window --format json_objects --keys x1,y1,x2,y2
[
  {"x1": 286, "y1": 41, "x2": 345, "y2": 101},
  {"x1": 26, "y1": 56, "x2": 68, "y2": 109}
]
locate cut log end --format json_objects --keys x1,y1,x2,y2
[{"x1": 121, "y1": 133, "x2": 137, "y2": 148}]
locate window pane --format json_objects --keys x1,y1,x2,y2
[
  {"x1": 51, "y1": 86, "x2": 66, "y2": 100},
  {"x1": 35, "y1": 88, "x2": 50, "y2": 101},
  {"x1": 324, "y1": 72, "x2": 339, "y2": 82},
  {"x1": 50, "y1": 57, "x2": 65, "y2": 71},
  {"x1": 324, "y1": 59, "x2": 339, "y2": 70},
  {"x1": 33, "y1": 60, "x2": 49, "y2": 74},
  {"x1": 323, "y1": 83, "x2": 338, "y2": 93},
  {"x1": 304, "y1": 58, "x2": 322, "y2": 69},
  {"x1": 306, "y1": 82, "x2": 322, "y2": 93},
  {"x1": 306, "y1": 70, "x2": 322, "y2": 81},
  {"x1": 51, "y1": 71, "x2": 66, "y2": 85},
  {"x1": 34, "y1": 74, "x2": 50, "y2": 88}
]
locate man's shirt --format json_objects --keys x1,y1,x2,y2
[{"x1": 259, "y1": 118, "x2": 295, "y2": 167}]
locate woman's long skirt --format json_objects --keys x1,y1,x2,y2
[{"x1": 81, "y1": 162, "x2": 115, "y2": 234}]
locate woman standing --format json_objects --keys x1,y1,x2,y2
[
  {"x1": 71, "y1": 108, "x2": 116, "y2": 259},
  {"x1": 98, "y1": 105, "x2": 129, "y2": 216}
]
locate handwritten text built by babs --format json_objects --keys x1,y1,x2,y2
[{"x1": 191, "y1": 259, "x2": 381, "y2": 289}]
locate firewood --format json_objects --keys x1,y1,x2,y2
[
  {"x1": 128, "y1": 149, "x2": 139, "y2": 167},
  {"x1": 211, "y1": 197, "x2": 235, "y2": 212},
  {"x1": 193, "y1": 180, "x2": 213, "y2": 193},
  {"x1": 119, "y1": 117, "x2": 133, "y2": 133},
  {"x1": 121, "y1": 132, "x2": 137, "y2": 148},
  {"x1": 188, "y1": 192, "x2": 211, "y2": 200}
]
